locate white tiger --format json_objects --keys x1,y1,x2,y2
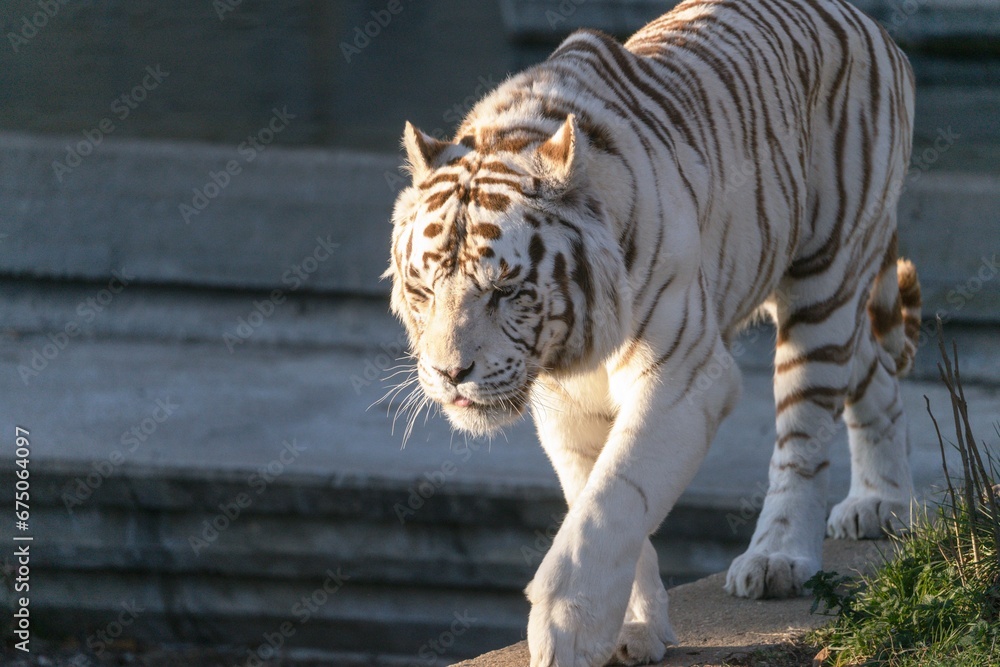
[{"x1": 386, "y1": 0, "x2": 921, "y2": 665}]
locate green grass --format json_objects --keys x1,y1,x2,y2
[{"x1": 807, "y1": 321, "x2": 1000, "y2": 667}]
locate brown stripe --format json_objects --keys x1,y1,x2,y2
[
  {"x1": 470, "y1": 223, "x2": 502, "y2": 240},
  {"x1": 777, "y1": 430, "x2": 812, "y2": 449},
  {"x1": 550, "y1": 252, "x2": 576, "y2": 331},
  {"x1": 529, "y1": 234, "x2": 545, "y2": 266},
  {"x1": 570, "y1": 237, "x2": 595, "y2": 354},
  {"x1": 419, "y1": 172, "x2": 459, "y2": 190},
  {"x1": 779, "y1": 285, "x2": 854, "y2": 342},
  {"x1": 481, "y1": 160, "x2": 521, "y2": 176},
  {"x1": 777, "y1": 460, "x2": 830, "y2": 479},
  {"x1": 775, "y1": 385, "x2": 844, "y2": 414},
  {"x1": 421, "y1": 251, "x2": 441, "y2": 268},
  {"x1": 774, "y1": 338, "x2": 856, "y2": 374},
  {"x1": 424, "y1": 190, "x2": 453, "y2": 212},
  {"x1": 868, "y1": 295, "x2": 902, "y2": 338},
  {"x1": 473, "y1": 190, "x2": 511, "y2": 212},
  {"x1": 473, "y1": 176, "x2": 523, "y2": 191},
  {"x1": 644, "y1": 296, "x2": 691, "y2": 374},
  {"x1": 846, "y1": 357, "x2": 879, "y2": 405}
]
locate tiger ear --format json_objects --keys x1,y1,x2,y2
[
  {"x1": 403, "y1": 121, "x2": 449, "y2": 181},
  {"x1": 536, "y1": 114, "x2": 584, "y2": 188}
]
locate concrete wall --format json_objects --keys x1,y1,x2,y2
[
  {"x1": 0, "y1": 0, "x2": 519, "y2": 152},
  {"x1": 1, "y1": 0, "x2": 997, "y2": 153}
]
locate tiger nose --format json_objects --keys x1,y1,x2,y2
[{"x1": 435, "y1": 362, "x2": 475, "y2": 385}]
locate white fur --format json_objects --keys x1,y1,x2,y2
[{"x1": 387, "y1": 0, "x2": 917, "y2": 664}]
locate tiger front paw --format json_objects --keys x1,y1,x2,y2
[
  {"x1": 724, "y1": 549, "x2": 820, "y2": 599},
  {"x1": 613, "y1": 619, "x2": 676, "y2": 665},
  {"x1": 525, "y1": 543, "x2": 633, "y2": 666}
]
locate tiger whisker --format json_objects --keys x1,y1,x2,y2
[{"x1": 372, "y1": 376, "x2": 420, "y2": 415}]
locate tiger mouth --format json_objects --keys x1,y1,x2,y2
[
  {"x1": 436, "y1": 386, "x2": 533, "y2": 435},
  {"x1": 449, "y1": 390, "x2": 529, "y2": 415}
]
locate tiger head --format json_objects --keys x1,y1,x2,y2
[{"x1": 386, "y1": 115, "x2": 629, "y2": 436}]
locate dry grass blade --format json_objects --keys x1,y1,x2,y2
[
  {"x1": 925, "y1": 392, "x2": 966, "y2": 578},
  {"x1": 934, "y1": 318, "x2": 981, "y2": 563},
  {"x1": 930, "y1": 317, "x2": 1000, "y2": 579}
]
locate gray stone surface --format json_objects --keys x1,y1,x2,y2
[
  {"x1": 0, "y1": 132, "x2": 399, "y2": 295},
  {"x1": 455, "y1": 539, "x2": 894, "y2": 667},
  {"x1": 1, "y1": 0, "x2": 996, "y2": 155},
  {"x1": 1, "y1": 132, "x2": 998, "y2": 319},
  {"x1": 1, "y1": 321, "x2": 995, "y2": 659},
  {"x1": 2, "y1": 334, "x2": 996, "y2": 512},
  {"x1": 500, "y1": 0, "x2": 1000, "y2": 46},
  {"x1": 0, "y1": 0, "x2": 518, "y2": 153},
  {"x1": 4, "y1": 281, "x2": 999, "y2": 385}
]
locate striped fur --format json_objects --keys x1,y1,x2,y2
[{"x1": 386, "y1": 1, "x2": 920, "y2": 664}]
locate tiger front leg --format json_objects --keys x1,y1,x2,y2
[
  {"x1": 526, "y1": 329, "x2": 741, "y2": 667},
  {"x1": 530, "y1": 375, "x2": 675, "y2": 665},
  {"x1": 614, "y1": 539, "x2": 678, "y2": 665}
]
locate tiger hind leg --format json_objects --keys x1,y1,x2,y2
[
  {"x1": 828, "y1": 257, "x2": 920, "y2": 538},
  {"x1": 726, "y1": 269, "x2": 866, "y2": 598}
]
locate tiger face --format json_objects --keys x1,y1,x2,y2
[{"x1": 386, "y1": 116, "x2": 629, "y2": 436}]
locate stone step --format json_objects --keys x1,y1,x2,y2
[
  {"x1": 3, "y1": 281, "x2": 999, "y2": 387},
  {"x1": 1, "y1": 131, "x2": 998, "y2": 320},
  {"x1": 456, "y1": 539, "x2": 894, "y2": 667},
  {"x1": 3, "y1": 462, "x2": 744, "y2": 661},
  {"x1": 27, "y1": 569, "x2": 526, "y2": 663},
  {"x1": 1, "y1": 331, "x2": 997, "y2": 659},
  {"x1": 3, "y1": 334, "x2": 998, "y2": 506}
]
